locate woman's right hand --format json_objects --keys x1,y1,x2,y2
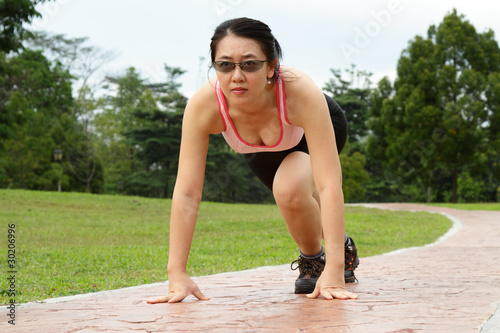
[{"x1": 147, "y1": 272, "x2": 210, "y2": 304}]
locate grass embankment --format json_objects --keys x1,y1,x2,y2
[
  {"x1": 427, "y1": 203, "x2": 500, "y2": 211},
  {"x1": 0, "y1": 189, "x2": 452, "y2": 304}
]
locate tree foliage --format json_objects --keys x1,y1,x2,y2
[
  {"x1": 367, "y1": 9, "x2": 500, "y2": 203},
  {"x1": 340, "y1": 142, "x2": 370, "y2": 203},
  {"x1": 323, "y1": 65, "x2": 371, "y2": 202},
  {"x1": 0, "y1": 49, "x2": 77, "y2": 190},
  {"x1": 324, "y1": 65, "x2": 372, "y2": 145},
  {"x1": 0, "y1": 0, "x2": 51, "y2": 53},
  {"x1": 94, "y1": 67, "x2": 148, "y2": 193}
]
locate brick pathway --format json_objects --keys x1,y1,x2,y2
[{"x1": 3, "y1": 203, "x2": 500, "y2": 332}]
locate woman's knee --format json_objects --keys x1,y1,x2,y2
[
  {"x1": 272, "y1": 152, "x2": 316, "y2": 208},
  {"x1": 273, "y1": 178, "x2": 305, "y2": 210}
]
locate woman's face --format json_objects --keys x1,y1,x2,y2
[{"x1": 214, "y1": 35, "x2": 275, "y2": 105}]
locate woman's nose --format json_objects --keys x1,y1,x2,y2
[{"x1": 231, "y1": 65, "x2": 245, "y2": 81}]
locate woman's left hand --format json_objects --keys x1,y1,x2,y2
[{"x1": 306, "y1": 270, "x2": 358, "y2": 300}]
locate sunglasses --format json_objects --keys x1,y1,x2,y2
[{"x1": 213, "y1": 60, "x2": 269, "y2": 73}]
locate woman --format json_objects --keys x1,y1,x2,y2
[{"x1": 148, "y1": 17, "x2": 359, "y2": 303}]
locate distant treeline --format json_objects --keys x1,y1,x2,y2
[{"x1": 1, "y1": 3, "x2": 499, "y2": 203}]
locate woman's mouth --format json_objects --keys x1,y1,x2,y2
[{"x1": 231, "y1": 87, "x2": 247, "y2": 94}]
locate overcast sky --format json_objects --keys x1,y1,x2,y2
[{"x1": 30, "y1": 0, "x2": 499, "y2": 97}]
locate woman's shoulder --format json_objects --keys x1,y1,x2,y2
[
  {"x1": 281, "y1": 66, "x2": 324, "y2": 116},
  {"x1": 188, "y1": 77, "x2": 218, "y2": 105},
  {"x1": 184, "y1": 77, "x2": 224, "y2": 135},
  {"x1": 281, "y1": 66, "x2": 320, "y2": 97}
]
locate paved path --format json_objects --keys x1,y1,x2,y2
[{"x1": 4, "y1": 203, "x2": 500, "y2": 332}]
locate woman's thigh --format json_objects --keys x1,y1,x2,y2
[{"x1": 272, "y1": 151, "x2": 316, "y2": 203}]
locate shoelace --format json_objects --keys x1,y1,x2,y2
[{"x1": 290, "y1": 256, "x2": 324, "y2": 276}]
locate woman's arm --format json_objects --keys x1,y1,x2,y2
[
  {"x1": 287, "y1": 69, "x2": 358, "y2": 300},
  {"x1": 148, "y1": 81, "x2": 222, "y2": 304}
]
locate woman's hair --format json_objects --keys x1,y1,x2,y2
[{"x1": 210, "y1": 17, "x2": 283, "y2": 81}]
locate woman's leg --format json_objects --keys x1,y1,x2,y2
[{"x1": 272, "y1": 151, "x2": 323, "y2": 256}]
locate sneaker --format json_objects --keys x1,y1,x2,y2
[
  {"x1": 344, "y1": 237, "x2": 359, "y2": 283},
  {"x1": 291, "y1": 238, "x2": 360, "y2": 293},
  {"x1": 291, "y1": 253, "x2": 325, "y2": 294}
]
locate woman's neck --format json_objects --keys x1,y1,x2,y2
[{"x1": 230, "y1": 84, "x2": 276, "y2": 118}]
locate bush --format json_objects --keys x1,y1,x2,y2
[{"x1": 457, "y1": 171, "x2": 485, "y2": 203}]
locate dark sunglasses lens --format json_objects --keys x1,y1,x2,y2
[
  {"x1": 214, "y1": 62, "x2": 234, "y2": 73},
  {"x1": 242, "y1": 61, "x2": 264, "y2": 72},
  {"x1": 214, "y1": 61, "x2": 265, "y2": 73}
]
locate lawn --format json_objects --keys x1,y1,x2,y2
[{"x1": 0, "y1": 189, "x2": 452, "y2": 304}]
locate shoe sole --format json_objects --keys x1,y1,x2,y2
[{"x1": 294, "y1": 285, "x2": 315, "y2": 294}]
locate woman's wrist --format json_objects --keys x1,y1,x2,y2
[
  {"x1": 323, "y1": 248, "x2": 344, "y2": 270},
  {"x1": 167, "y1": 264, "x2": 187, "y2": 276}
]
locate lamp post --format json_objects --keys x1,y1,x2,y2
[{"x1": 53, "y1": 149, "x2": 63, "y2": 192}]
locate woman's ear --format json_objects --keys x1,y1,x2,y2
[{"x1": 268, "y1": 59, "x2": 279, "y2": 78}]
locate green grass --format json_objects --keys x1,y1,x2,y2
[
  {"x1": 0, "y1": 189, "x2": 451, "y2": 304},
  {"x1": 426, "y1": 203, "x2": 500, "y2": 211}
]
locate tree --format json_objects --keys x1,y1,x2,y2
[
  {"x1": 125, "y1": 108, "x2": 183, "y2": 197},
  {"x1": 65, "y1": 84, "x2": 103, "y2": 193},
  {"x1": 323, "y1": 65, "x2": 372, "y2": 202},
  {"x1": 324, "y1": 65, "x2": 372, "y2": 146},
  {"x1": 0, "y1": 49, "x2": 75, "y2": 190},
  {"x1": 367, "y1": 9, "x2": 500, "y2": 203},
  {"x1": 25, "y1": 31, "x2": 116, "y2": 91},
  {"x1": 485, "y1": 72, "x2": 500, "y2": 200},
  {"x1": 123, "y1": 65, "x2": 199, "y2": 198},
  {"x1": 339, "y1": 142, "x2": 370, "y2": 203},
  {"x1": 95, "y1": 65, "x2": 189, "y2": 195},
  {"x1": 0, "y1": 0, "x2": 51, "y2": 53},
  {"x1": 22, "y1": 32, "x2": 113, "y2": 193}
]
